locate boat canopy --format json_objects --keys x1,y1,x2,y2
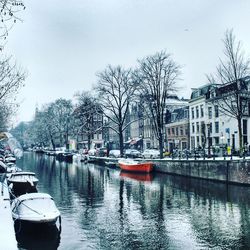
[{"x1": 16, "y1": 193, "x2": 53, "y2": 202}]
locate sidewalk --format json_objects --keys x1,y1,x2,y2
[{"x1": 0, "y1": 175, "x2": 17, "y2": 250}]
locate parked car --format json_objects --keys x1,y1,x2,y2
[
  {"x1": 79, "y1": 148, "x2": 88, "y2": 155},
  {"x1": 88, "y1": 148, "x2": 97, "y2": 156},
  {"x1": 142, "y1": 149, "x2": 160, "y2": 159},
  {"x1": 109, "y1": 150, "x2": 121, "y2": 158},
  {"x1": 124, "y1": 149, "x2": 141, "y2": 158},
  {"x1": 96, "y1": 147, "x2": 107, "y2": 157}
]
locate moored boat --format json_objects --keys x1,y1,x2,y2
[
  {"x1": 11, "y1": 193, "x2": 61, "y2": 225},
  {"x1": 7, "y1": 171, "x2": 38, "y2": 188},
  {"x1": 7, "y1": 171, "x2": 38, "y2": 197},
  {"x1": 118, "y1": 159, "x2": 153, "y2": 173},
  {"x1": 62, "y1": 152, "x2": 74, "y2": 162},
  {"x1": 105, "y1": 161, "x2": 119, "y2": 168},
  {"x1": 4, "y1": 155, "x2": 16, "y2": 163}
]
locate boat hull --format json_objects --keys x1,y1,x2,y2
[
  {"x1": 13, "y1": 216, "x2": 60, "y2": 225},
  {"x1": 119, "y1": 162, "x2": 153, "y2": 173}
]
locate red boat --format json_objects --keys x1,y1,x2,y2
[{"x1": 118, "y1": 159, "x2": 153, "y2": 173}]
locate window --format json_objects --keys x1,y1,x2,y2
[
  {"x1": 196, "y1": 106, "x2": 199, "y2": 118},
  {"x1": 215, "y1": 121, "x2": 219, "y2": 133},
  {"x1": 214, "y1": 105, "x2": 219, "y2": 118},
  {"x1": 168, "y1": 128, "x2": 171, "y2": 135},
  {"x1": 196, "y1": 122, "x2": 199, "y2": 133},
  {"x1": 180, "y1": 127, "x2": 183, "y2": 136},
  {"x1": 197, "y1": 136, "x2": 200, "y2": 145},
  {"x1": 243, "y1": 120, "x2": 248, "y2": 144},
  {"x1": 200, "y1": 105, "x2": 204, "y2": 117},
  {"x1": 182, "y1": 141, "x2": 187, "y2": 150},
  {"x1": 209, "y1": 123, "x2": 212, "y2": 133},
  {"x1": 191, "y1": 108, "x2": 194, "y2": 119},
  {"x1": 201, "y1": 136, "x2": 205, "y2": 145},
  {"x1": 191, "y1": 136, "x2": 195, "y2": 149},
  {"x1": 184, "y1": 110, "x2": 188, "y2": 119},
  {"x1": 243, "y1": 119, "x2": 247, "y2": 135},
  {"x1": 214, "y1": 137, "x2": 219, "y2": 145},
  {"x1": 192, "y1": 123, "x2": 195, "y2": 133},
  {"x1": 172, "y1": 128, "x2": 175, "y2": 135},
  {"x1": 201, "y1": 122, "x2": 205, "y2": 134},
  {"x1": 171, "y1": 113, "x2": 177, "y2": 122},
  {"x1": 208, "y1": 107, "x2": 212, "y2": 119},
  {"x1": 176, "y1": 127, "x2": 179, "y2": 136}
]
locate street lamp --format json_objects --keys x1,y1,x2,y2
[
  {"x1": 220, "y1": 133, "x2": 225, "y2": 159},
  {"x1": 139, "y1": 134, "x2": 144, "y2": 152}
]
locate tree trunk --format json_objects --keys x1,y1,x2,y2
[
  {"x1": 51, "y1": 138, "x2": 55, "y2": 150},
  {"x1": 119, "y1": 126, "x2": 124, "y2": 157},
  {"x1": 159, "y1": 129, "x2": 163, "y2": 159},
  {"x1": 88, "y1": 134, "x2": 91, "y2": 150},
  {"x1": 237, "y1": 117, "x2": 243, "y2": 155}
]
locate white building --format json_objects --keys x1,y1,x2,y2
[{"x1": 189, "y1": 78, "x2": 250, "y2": 152}]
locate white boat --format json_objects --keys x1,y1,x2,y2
[
  {"x1": 7, "y1": 172, "x2": 38, "y2": 188},
  {"x1": 73, "y1": 153, "x2": 89, "y2": 162},
  {"x1": 0, "y1": 161, "x2": 22, "y2": 174},
  {"x1": 12, "y1": 193, "x2": 61, "y2": 224},
  {"x1": 8, "y1": 172, "x2": 38, "y2": 197},
  {"x1": 5, "y1": 163, "x2": 23, "y2": 178},
  {"x1": 4, "y1": 156, "x2": 16, "y2": 163}
]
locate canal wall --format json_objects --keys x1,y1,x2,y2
[
  {"x1": 91, "y1": 157, "x2": 250, "y2": 185},
  {"x1": 153, "y1": 159, "x2": 250, "y2": 185}
]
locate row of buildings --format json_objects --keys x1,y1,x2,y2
[{"x1": 76, "y1": 76, "x2": 250, "y2": 153}]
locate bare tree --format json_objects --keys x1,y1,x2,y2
[
  {"x1": 0, "y1": 56, "x2": 25, "y2": 133},
  {"x1": 95, "y1": 65, "x2": 138, "y2": 156},
  {"x1": 0, "y1": 0, "x2": 25, "y2": 48},
  {"x1": 135, "y1": 51, "x2": 181, "y2": 158},
  {"x1": 0, "y1": 101, "x2": 12, "y2": 130},
  {"x1": 207, "y1": 29, "x2": 250, "y2": 151},
  {"x1": 73, "y1": 91, "x2": 102, "y2": 150},
  {"x1": 31, "y1": 107, "x2": 51, "y2": 147},
  {"x1": 42, "y1": 104, "x2": 58, "y2": 149},
  {"x1": 0, "y1": 56, "x2": 26, "y2": 102},
  {"x1": 30, "y1": 99, "x2": 74, "y2": 149},
  {"x1": 49, "y1": 99, "x2": 74, "y2": 147}
]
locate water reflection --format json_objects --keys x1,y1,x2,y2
[
  {"x1": 120, "y1": 171, "x2": 154, "y2": 182},
  {"x1": 16, "y1": 152, "x2": 250, "y2": 249},
  {"x1": 16, "y1": 224, "x2": 61, "y2": 250}
]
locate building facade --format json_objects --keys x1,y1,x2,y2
[
  {"x1": 189, "y1": 77, "x2": 250, "y2": 152},
  {"x1": 165, "y1": 106, "x2": 189, "y2": 152}
]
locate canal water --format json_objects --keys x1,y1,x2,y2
[{"x1": 16, "y1": 152, "x2": 250, "y2": 250}]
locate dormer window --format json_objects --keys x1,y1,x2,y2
[{"x1": 171, "y1": 113, "x2": 177, "y2": 122}]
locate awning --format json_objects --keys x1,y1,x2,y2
[
  {"x1": 77, "y1": 141, "x2": 88, "y2": 144},
  {"x1": 125, "y1": 137, "x2": 142, "y2": 145},
  {"x1": 92, "y1": 140, "x2": 104, "y2": 144}
]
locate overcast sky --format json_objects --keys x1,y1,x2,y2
[{"x1": 4, "y1": 0, "x2": 250, "y2": 123}]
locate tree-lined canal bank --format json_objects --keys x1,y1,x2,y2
[{"x1": 17, "y1": 152, "x2": 250, "y2": 249}]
